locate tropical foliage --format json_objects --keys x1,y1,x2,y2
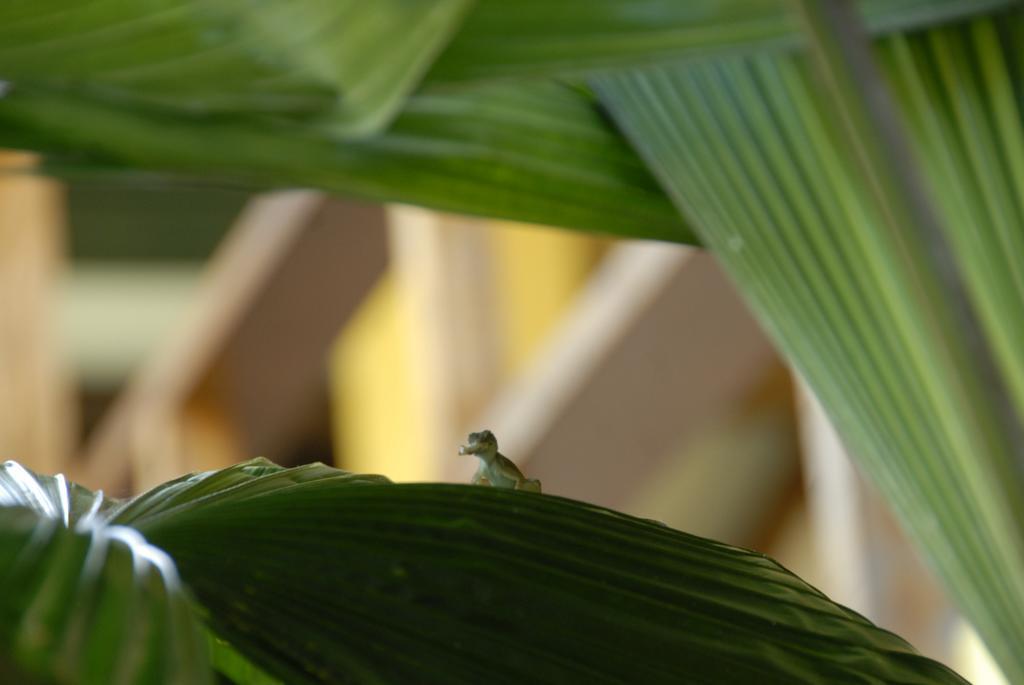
[
  {"x1": 0, "y1": 458, "x2": 968, "y2": 683},
  {"x1": 1, "y1": 0, "x2": 1022, "y2": 682}
]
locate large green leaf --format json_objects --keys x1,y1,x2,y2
[
  {"x1": 594, "y1": 7, "x2": 1024, "y2": 682},
  {"x1": 0, "y1": 462, "x2": 211, "y2": 684},
  {"x1": 110, "y1": 460, "x2": 967, "y2": 685},
  {"x1": 426, "y1": 0, "x2": 1009, "y2": 85},
  {"x1": 0, "y1": 457, "x2": 971, "y2": 682},
  {"x1": 0, "y1": 0, "x2": 1001, "y2": 111},
  {"x1": 0, "y1": 0, "x2": 471, "y2": 135},
  {"x1": 0, "y1": 81, "x2": 692, "y2": 242},
  {"x1": 0, "y1": 1, "x2": 1007, "y2": 246}
]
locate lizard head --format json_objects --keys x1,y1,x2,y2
[{"x1": 459, "y1": 430, "x2": 497, "y2": 457}]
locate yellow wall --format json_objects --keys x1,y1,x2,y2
[
  {"x1": 330, "y1": 216, "x2": 606, "y2": 481},
  {"x1": 490, "y1": 221, "x2": 605, "y2": 376},
  {"x1": 330, "y1": 274, "x2": 429, "y2": 480}
]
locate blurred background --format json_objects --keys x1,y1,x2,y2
[{"x1": 0, "y1": 151, "x2": 1006, "y2": 683}]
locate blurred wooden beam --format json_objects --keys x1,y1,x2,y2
[
  {"x1": 796, "y1": 380, "x2": 951, "y2": 662},
  {"x1": 796, "y1": 380, "x2": 875, "y2": 615},
  {"x1": 0, "y1": 152, "x2": 75, "y2": 474},
  {"x1": 59, "y1": 264, "x2": 200, "y2": 388},
  {"x1": 450, "y1": 243, "x2": 779, "y2": 509},
  {"x1": 386, "y1": 206, "x2": 503, "y2": 477},
  {"x1": 625, "y1": 366, "x2": 798, "y2": 548},
  {"x1": 78, "y1": 191, "x2": 387, "y2": 492}
]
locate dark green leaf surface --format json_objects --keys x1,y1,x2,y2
[
  {"x1": 0, "y1": 81, "x2": 692, "y2": 242},
  {"x1": 206, "y1": 630, "x2": 283, "y2": 685},
  {"x1": 0, "y1": 648, "x2": 52, "y2": 685},
  {"x1": 136, "y1": 475, "x2": 966, "y2": 685},
  {"x1": 0, "y1": 509, "x2": 211, "y2": 684},
  {"x1": 0, "y1": 0, "x2": 471, "y2": 135},
  {"x1": 595, "y1": 9, "x2": 1024, "y2": 682}
]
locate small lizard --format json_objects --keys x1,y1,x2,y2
[{"x1": 459, "y1": 430, "x2": 541, "y2": 493}]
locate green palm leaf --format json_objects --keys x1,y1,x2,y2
[
  {"x1": 595, "y1": 7, "x2": 1024, "y2": 681},
  {"x1": 0, "y1": 0, "x2": 471, "y2": 135},
  {"x1": 0, "y1": 458, "x2": 967, "y2": 683},
  {"x1": 0, "y1": 81, "x2": 692, "y2": 242},
  {"x1": 0, "y1": 1, "x2": 1010, "y2": 243},
  {"x1": 0, "y1": 462, "x2": 211, "y2": 684},
  {"x1": 136, "y1": 472, "x2": 966, "y2": 684},
  {"x1": 426, "y1": 0, "x2": 1009, "y2": 84},
  {"x1": 3, "y1": 2, "x2": 1020, "y2": 681}
]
